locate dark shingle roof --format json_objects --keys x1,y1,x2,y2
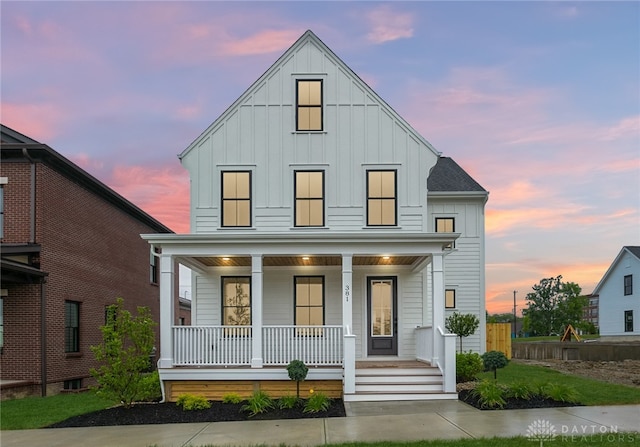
[
  {"x1": 427, "y1": 157, "x2": 487, "y2": 192},
  {"x1": 626, "y1": 246, "x2": 640, "y2": 259}
]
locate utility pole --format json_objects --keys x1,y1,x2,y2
[{"x1": 513, "y1": 290, "x2": 517, "y2": 338}]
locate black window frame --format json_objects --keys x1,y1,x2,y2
[
  {"x1": 624, "y1": 275, "x2": 633, "y2": 296},
  {"x1": 296, "y1": 79, "x2": 323, "y2": 131},
  {"x1": 625, "y1": 310, "x2": 634, "y2": 332},
  {"x1": 221, "y1": 276, "x2": 252, "y2": 326},
  {"x1": 294, "y1": 170, "x2": 325, "y2": 227},
  {"x1": 294, "y1": 276, "x2": 325, "y2": 336},
  {"x1": 65, "y1": 301, "x2": 80, "y2": 353},
  {"x1": 150, "y1": 247, "x2": 159, "y2": 285},
  {"x1": 435, "y1": 217, "x2": 456, "y2": 249},
  {"x1": 221, "y1": 171, "x2": 252, "y2": 228},
  {"x1": 366, "y1": 169, "x2": 397, "y2": 227},
  {"x1": 445, "y1": 289, "x2": 456, "y2": 309}
]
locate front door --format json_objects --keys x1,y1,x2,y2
[{"x1": 367, "y1": 277, "x2": 397, "y2": 355}]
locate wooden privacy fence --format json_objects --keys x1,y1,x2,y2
[{"x1": 486, "y1": 323, "x2": 512, "y2": 359}]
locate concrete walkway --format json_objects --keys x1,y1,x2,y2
[{"x1": 1, "y1": 402, "x2": 638, "y2": 447}]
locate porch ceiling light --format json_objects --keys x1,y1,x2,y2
[
  {"x1": 382, "y1": 256, "x2": 390, "y2": 260},
  {"x1": 302, "y1": 256, "x2": 310, "y2": 261},
  {"x1": 222, "y1": 257, "x2": 230, "y2": 261}
]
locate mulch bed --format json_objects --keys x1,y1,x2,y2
[
  {"x1": 47, "y1": 400, "x2": 346, "y2": 428},
  {"x1": 458, "y1": 389, "x2": 582, "y2": 410}
]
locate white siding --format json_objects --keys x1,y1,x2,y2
[{"x1": 599, "y1": 251, "x2": 640, "y2": 336}]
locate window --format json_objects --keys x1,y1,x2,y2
[
  {"x1": 436, "y1": 217, "x2": 455, "y2": 249},
  {"x1": 295, "y1": 171, "x2": 324, "y2": 227},
  {"x1": 222, "y1": 277, "x2": 251, "y2": 326},
  {"x1": 221, "y1": 171, "x2": 251, "y2": 227},
  {"x1": 367, "y1": 170, "x2": 396, "y2": 226},
  {"x1": 624, "y1": 275, "x2": 633, "y2": 296},
  {"x1": 445, "y1": 289, "x2": 456, "y2": 309},
  {"x1": 65, "y1": 301, "x2": 80, "y2": 353},
  {"x1": 295, "y1": 276, "x2": 324, "y2": 335},
  {"x1": 150, "y1": 247, "x2": 159, "y2": 284},
  {"x1": 64, "y1": 379, "x2": 82, "y2": 390},
  {"x1": 296, "y1": 80, "x2": 322, "y2": 131},
  {"x1": 625, "y1": 310, "x2": 634, "y2": 332}
]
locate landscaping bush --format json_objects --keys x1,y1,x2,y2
[
  {"x1": 542, "y1": 382, "x2": 580, "y2": 403},
  {"x1": 482, "y1": 350, "x2": 509, "y2": 380},
  {"x1": 505, "y1": 380, "x2": 532, "y2": 400},
  {"x1": 222, "y1": 393, "x2": 243, "y2": 404},
  {"x1": 241, "y1": 391, "x2": 273, "y2": 417},
  {"x1": 176, "y1": 394, "x2": 211, "y2": 411},
  {"x1": 286, "y1": 359, "x2": 309, "y2": 398},
  {"x1": 471, "y1": 380, "x2": 506, "y2": 409},
  {"x1": 137, "y1": 371, "x2": 162, "y2": 402},
  {"x1": 303, "y1": 391, "x2": 331, "y2": 413},
  {"x1": 456, "y1": 351, "x2": 484, "y2": 383},
  {"x1": 277, "y1": 394, "x2": 299, "y2": 409}
]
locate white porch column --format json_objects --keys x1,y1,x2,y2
[
  {"x1": 431, "y1": 252, "x2": 445, "y2": 362},
  {"x1": 251, "y1": 255, "x2": 263, "y2": 368},
  {"x1": 158, "y1": 253, "x2": 175, "y2": 369},
  {"x1": 342, "y1": 254, "x2": 356, "y2": 395}
]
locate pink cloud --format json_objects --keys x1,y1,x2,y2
[
  {"x1": 365, "y1": 5, "x2": 414, "y2": 44},
  {"x1": 220, "y1": 29, "x2": 306, "y2": 56},
  {"x1": 0, "y1": 102, "x2": 65, "y2": 142}
]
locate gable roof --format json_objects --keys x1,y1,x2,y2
[
  {"x1": 180, "y1": 30, "x2": 440, "y2": 160},
  {"x1": 427, "y1": 157, "x2": 487, "y2": 193},
  {"x1": 592, "y1": 246, "x2": 640, "y2": 295},
  {"x1": 1, "y1": 124, "x2": 174, "y2": 234}
]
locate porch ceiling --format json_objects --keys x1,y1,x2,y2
[{"x1": 193, "y1": 255, "x2": 422, "y2": 267}]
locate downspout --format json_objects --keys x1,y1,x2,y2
[
  {"x1": 21, "y1": 148, "x2": 36, "y2": 243},
  {"x1": 40, "y1": 279, "x2": 47, "y2": 397}
]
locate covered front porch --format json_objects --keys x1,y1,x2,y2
[{"x1": 141, "y1": 232, "x2": 458, "y2": 402}]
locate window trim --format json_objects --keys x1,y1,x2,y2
[
  {"x1": 366, "y1": 169, "x2": 397, "y2": 227},
  {"x1": 150, "y1": 247, "x2": 159, "y2": 285},
  {"x1": 221, "y1": 171, "x2": 252, "y2": 228},
  {"x1": 296, "y1": 79, "x2": 323, "y2": 131},
  {"x1": 435, "y1": 217, "x2": 456, "y2": 249},
  {"x1": 624, "y1": 275, "x2": 633, "y2": 296},
  {"x1": 624, "y1": 310, "x2": 634, "y2": 333},
  {"x1": 294, "y1": 170, "x2": 325, "y2": 227},
  {"x1": 221, "y1": 276, "x2": 252, "y2": 326},
  {"x1": 65, "y1": 301, "x2": 80, "y2": 353},
  {"x1": 294, "y1": 276, "x2": 325, "y2": 336},
  {"x1": 445, "y1": 289, "x2": 456, "y2": 309}
]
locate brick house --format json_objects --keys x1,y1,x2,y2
[{"x1": 0, "y1": 124, "x2": 174, "y2": 399}]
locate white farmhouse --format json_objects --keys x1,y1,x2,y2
[
  {"x1": 143, "y1": 30, "x2": 488, "y2": 402},
  {"x1": 593, "y1": 246, "x2": 640, "y2": 338}
]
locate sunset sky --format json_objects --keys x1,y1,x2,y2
[{"x1": 2, "y1": 1, "x2": 638, "y2": 314}]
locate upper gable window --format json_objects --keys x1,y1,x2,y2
[
  {"x1": 295, "y1": 171, "x2": 324, "y2": 227},
  {"x1": 624, "y1": 275, "x2": 633, "y2": 296},
  {"x1": 297, "y1": 80, "x2": 323, "y2": 131},
  {"x1": 367, "y1": 170, "x2": 396, "y2": 226},
  {"x1": 221, "y1": 171, "x2": 251, "y2": 227}
]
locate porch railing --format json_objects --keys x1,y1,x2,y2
[
  {"x1": 415, "y1": 325, "x2": 433, "y2": 363},
  {"x1": 172, "y1": 325, "x2": 343, "y2": 367},
  {"x1": 263, "y1": 325, "x2": 343, "y2": 366}
]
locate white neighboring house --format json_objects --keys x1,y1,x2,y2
[
  {"x1": 142, "y1": 30, "x2": 488, "y2": 402},
  {"x1": 593, "y1": 246, "x2": 640, "y2": 338}
]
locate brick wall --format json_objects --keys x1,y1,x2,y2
[{"x1": 1, "y1": 160, "x2": 166, "y2": 395}]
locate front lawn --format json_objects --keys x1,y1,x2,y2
[
  {"x1": 476, "y1": 362, "x2": 640, "y2": 405},
  {"x1": 0, "y1": 391, "x2": 111, "y2": 430}
]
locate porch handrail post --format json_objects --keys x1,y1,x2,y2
[
  {"x1": 431, "y1": 252, "x2": 445, "y2": 366},
  {"x1": 158, "y1": 253, "x2": 175, "y2": 368},
  {"x1": 251, "y1": 255, "x2": 264, "y2": 368},
  {"x1": 443, "y1": 332, "x2": 457, "y2": 392},
  {"x1": 344, "y1": 328, "x2": 356, "y2": 395}
]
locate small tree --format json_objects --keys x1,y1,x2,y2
[
  {"x1": 445, "y1": 312, "x2": 480, "y2": 353},
  {"x1": 286, "y1": 360, "x2": 308, "y2": 399},
  {"x1": 91, "y1": 298, "x2": 157, "y2": 408},
  {"x1": 482, "y1": 350, "x2": 509, "y2": 380}
]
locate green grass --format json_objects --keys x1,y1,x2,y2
[
  {"x1": 0, "y1": 391, "x2": 111, "y2": 430},
  {"x1": 192, "y1": 436, "x2": 640, "y2": 447},
  {"x1": 478, "y1": 362, "x2": 640, "y2": 405}
]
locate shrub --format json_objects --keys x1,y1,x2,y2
[
  {"x1": 241, "y1": 391, "x2": 273, "y2": 417},
  {"x1": 90, "y1": 298, "x2": 157, "y2": 408},
  {"x1": 286, "y1": 360, "x2": 309, "y2": 399},
  {"x1": 471, "y1": 380, "x2": 506, "y2": 409},
  {"x1": 303, "y1": 391, "x2": 331, "y2": 413},
  {"x1": 505, "y1": 380, "x2": 532, "y2": 400},
  {"x1": 137, "y1": 371, "x2": 162, "y2": 402},
  {"x1": 176, "y1": 394, "x2": 211, "y2": 411},
  {"x1": 278, "y1": 394, "x2": 299, "y2": 409},
  {"x1": 482, "y1": 350, "x2": 509, "y2": 380},
  {"x1": 222, "y1": 393, "x2": 243, "y2": 404},
  {"x1": 456, "y1": 351, "x2": 484, "y2": 383},
  {"x1": 542, "y1": 383, "x2": 580, "y2": 403}
]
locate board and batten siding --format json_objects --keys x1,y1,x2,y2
[
  {"x1": 599, "y1": 250, "x2": 640, "y2": 336},
  {"x1": 181, "y1": 37, "x2": 438, "y2": 234}
]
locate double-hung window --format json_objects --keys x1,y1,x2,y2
[
  {"x1": 436, "y1": 217, "x2": 455, "y2": 249},
  {"x1": 221, "y1": 172, "x2": 251, "y2": 227},
  {"x1": 222, "y1": 277, "x2": 251, "y2": 327},
  {"x1": 445, "y1": 289, "x2": 456, "y2": 309},
  {"x1": 295, "y1": 171, "x2": 324, "y2": 227},
  {"x1": 367, "y1": 170, "x2": 396, "y2": 226},
  {"x1": 296, "y1": 80, "x2": 322, "y2": 131},
  {"x1": 295, "y1": 276, "x2": 324, "y2": 336},
  {"x1": 624, "y1": 275, "x2": 633, "y2": 296},
  {"x1": 65, "y1": 301, "x2": 80, "y2": 353},
  {"x1": 625, "y1": 310, "x2": 634, "y2": 332}
]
